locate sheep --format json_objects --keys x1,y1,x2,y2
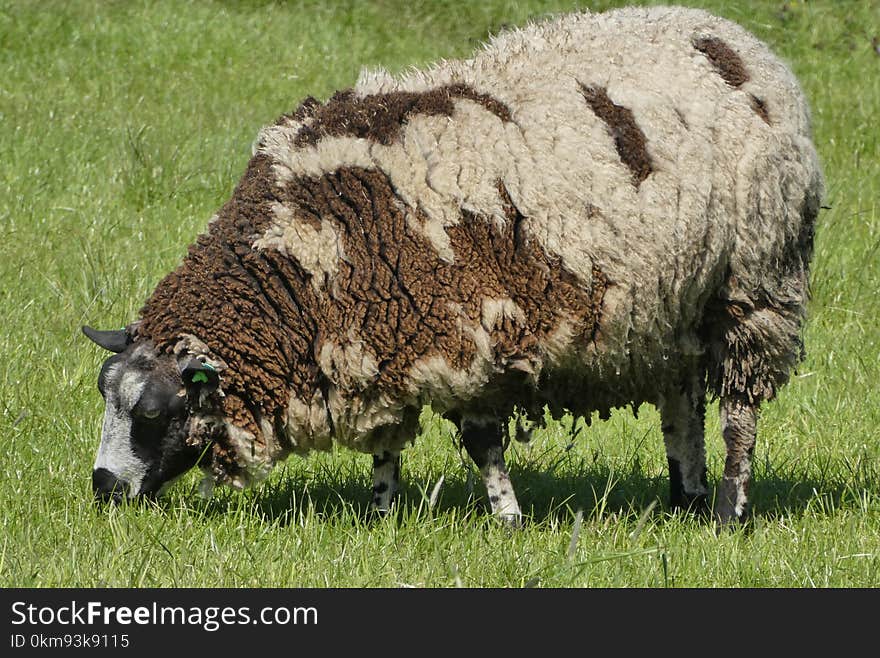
[{"x1": 84, "y1": 5, "x2": 823, "y2": 525}]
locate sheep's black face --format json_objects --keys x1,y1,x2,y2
[{"x1": 83, "y1": 327, "x2": 213, "y2": 503}]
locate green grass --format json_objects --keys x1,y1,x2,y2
[{"x1": 1, "y1": 0, "x2": 878, "y2": 587}]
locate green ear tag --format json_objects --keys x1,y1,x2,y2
[{"x1": 191, "y1": 371, "x2": 210, "y2": 384}]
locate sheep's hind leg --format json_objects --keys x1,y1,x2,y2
[
  {"x1": 716, "y1": 397, "x2": 758, "y2": 525},
  {"x1": 370, "y1": 449, "x2": 400, "y2": 514},
  {"x1": 460, "y1": 416, "x2": 522, "y2": 526},
  {"x1": 659, "y1": 375, "x2": 710, "y2": 514}
]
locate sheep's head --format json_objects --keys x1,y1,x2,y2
[{"x1": 82, "y1": 326, "x2": 221, "y2": 503}]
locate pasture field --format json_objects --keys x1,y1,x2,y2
[{"x1": 0, "y1": 0, "x2": 878, "y2": 588}]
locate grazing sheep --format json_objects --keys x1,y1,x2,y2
[{"x1": 84, "y1": 5, "x2": 823, "y2": 525}]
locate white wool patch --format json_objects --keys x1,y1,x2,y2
[
  {"x1": 356, "y1": 67, "x2": 413, "y2": 94},
  {"x1": 285, "y1": 390, "x2": 333, "y2": 453},
  {"x1": 326, "y1": 386, "x2": 404, "y2": 442},
  {"x1": 173, "y1": 334, "x2": 228, "y2": 372},
  {"x1": 285, "y1": 386, "x2": 408, "y2": 455},
  {"x1": 542, "y1": 317, "x2": 578, "y2": 366},
  {"x1": 191, "y1": 411, "x2": 278, "y2": 490},
  {"x1": 407, "y1": 351, "x2": 492, "y2": 407},
  {"x1": 221, "y1": 420, "x2": 272, "y2": 488},
  {"x1": 253, "y1": 202, "x2": 344, "y2": 290},
  {"x1": 480, "y1": 297, "x2": 526, "y2": 333},
  {"x1": 317, "y1": 339, "x2": 380, "y2": 389}
]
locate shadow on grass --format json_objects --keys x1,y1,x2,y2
[{"x1": 181, "y1": 458, "x2": 873, "y2": 528}]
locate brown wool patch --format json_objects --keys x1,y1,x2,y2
[
  {"x1": 303, "y1": 170, "x2": 606, "y2": 394},
  {"x1": 294, "y1": 166, "x2": 482, "y2": 387},
  {"x1": 275, "y1": 96, "x2": 321, "y2": 125},
  {"x1": 209, "y1": 440, "x2": 242, "y2": 483},
  {"x1": 499, "y1": 180, "x2": 606, "y2": 342},
  {"x1": 693, "y1": 37, "x2": 749, "y2": 88},
  {"x1": 445, "y1": 83, "x2": 513, "y2": 123},
  {"x1": 749, "y1": 94, "x2": 770, "y2": 124},
  {"x1": 587, "y1": 264, "x2": 607, "y2": 341},
  {"x1": 277, "y1": 173, "x2": 335, "y2": 231},
  {"x1": 451, "y1": 180, "x2": 607, "y2": 354},
  {"x1": 138, "y1": 152, "x2": 323, "y2": 454},
  {"x1": 578, "y1": 84, "x2": 653, "y2": 187},
  {"x1": 137, "y1": 156, "x2": 606, "y2": 460},
  {"x1": 292, "y1": 83, "x2": 512, "y2": 147},
  {"x1": 221, "y1": 394, "x2": 260, "y2": 440}
]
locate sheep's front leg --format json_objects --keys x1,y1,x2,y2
[
  {"x1": 371, "y1": 449, "x2": 400, "y2": 514},
  {"x1": 659, "y1": 376, "x2": 710, "y2": 513},
  {"x1": 460, "y1": 417, "x2": 522, "y2": 526},
  {"x1": 716, "y1": 398, "x2": 758, "y2": 524}
]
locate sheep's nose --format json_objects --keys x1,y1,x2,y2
[{"x1": 92, "y1": 468, "x2": 129, "y2": 504}]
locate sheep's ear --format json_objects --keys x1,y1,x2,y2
[
  {"x1": 179, "y1": 357, "x2": 221, "y2": 402},
  {"x1": 82, "y1": 326, "x2": 131, "y2": 353}
]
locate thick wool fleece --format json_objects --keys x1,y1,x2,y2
[{"x1": 137, "y1": 6, "x2": 823, "y2": 486}]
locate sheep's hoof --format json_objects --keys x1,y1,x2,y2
[
  {"x1": 496, "y1": 512, "x2": 524, "y2": 530},
  {"x1": 369, "y1": 503, "x2": 395, "y2": 520},
  {"x1": 713, "y1": 503, "x2": 752, "y2": 531},
  {"x1": 671, "y1": 493, "x2": 710, "y2": 517},
  {"x1": 714, "y1": 478, "x2": 754, "y2": 529}
]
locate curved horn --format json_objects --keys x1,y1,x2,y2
[{"x1": 82, "y1": 326, "x2": 131, "y2": 353}]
